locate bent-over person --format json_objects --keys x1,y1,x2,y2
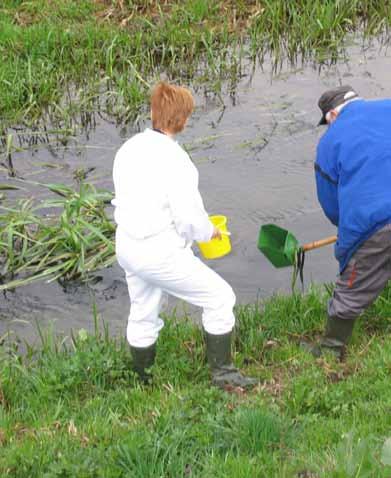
[{"x1": 304, "y1": 85, "x2": 391, "y2": 359}]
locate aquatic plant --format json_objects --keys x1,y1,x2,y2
[{"x1": 0, "y1": 181, "x2": 115, "y2": 290}]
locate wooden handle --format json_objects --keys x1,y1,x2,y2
[{"x1": 302, "y1": 235, "x2": 337, "y2": 252}]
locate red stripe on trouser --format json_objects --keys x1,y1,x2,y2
[{"x1": 347, "y1": 264, "x2": 357, "y2": 288}]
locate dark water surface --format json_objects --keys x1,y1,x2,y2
[{"x1": 1, "y1": 39, "x2": 391, "y2": 342}]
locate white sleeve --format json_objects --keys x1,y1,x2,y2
[{"x1": 167, "y1": 152, "x2": 214, "y2": 243}]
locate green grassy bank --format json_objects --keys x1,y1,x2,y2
[
  {"x1": 0, "y1": 0, "x2": 390, "y2": 129},
  {"x1": 1, "y1": 285, "x2": 391, "y2": 477}
]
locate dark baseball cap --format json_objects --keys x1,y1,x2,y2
[{"x1": 318, "y1": 85, "x2": 358, "y2": 125}]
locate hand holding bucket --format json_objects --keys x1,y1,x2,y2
[{"x1": 198, "y1": 215, "x2": 232, "y2": 259}]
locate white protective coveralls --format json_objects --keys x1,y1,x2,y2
[{"x1": 112, "y1": 128, "x2": 236, "y2": 348}]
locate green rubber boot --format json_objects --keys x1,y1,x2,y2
[
  {"x1": 302, "y1": 316, "x2": 356, "y2": 360},
  {"x1": 129, "y1": 343, "x2": 156, "y2": 384},
  {"x1": 205, "y1": 331, "x2": 258, "y2": 390}
]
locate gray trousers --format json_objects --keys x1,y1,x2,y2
[{"x1": 328, "y1": 224, "x2": 391, "y2": 321}]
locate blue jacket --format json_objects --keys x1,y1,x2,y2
[{"x1": 315, "y1": 99, "x2": 391, "y2": 272}]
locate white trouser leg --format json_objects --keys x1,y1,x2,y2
[
  {"x1": 140, "y1": 247, "x2": 236, "y2": 335},
  {"x1": 125, "y1": 271, "x2": 165, "y2": 348},
  {"x1": 116, "y1": 229, "x2": 236, "y2": 347}
]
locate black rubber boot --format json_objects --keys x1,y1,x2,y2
[
  {"x1": 129, "y1": 343, "x2": 156, "y2": 384},
  {"x1": 205, "y1": 331, "x2": 258, "y2": 390},
  {"x1": 302, "y1": 316, "x2": 356, "y2": 360}
]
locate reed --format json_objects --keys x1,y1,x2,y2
[{"x1": 0, "y1": 180, "x2": 115, "y2": 289}]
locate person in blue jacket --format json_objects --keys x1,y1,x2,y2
[{"x1": 306, "y1": 85, "x2": 391, "y2": 359}]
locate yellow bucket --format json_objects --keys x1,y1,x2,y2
[{"x1": 198, "y1": 215, "x2": 232, "y2": 259}]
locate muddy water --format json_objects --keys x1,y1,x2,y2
[{"x1": 1, "y1": 39, "x2": 391, "y2": 343}]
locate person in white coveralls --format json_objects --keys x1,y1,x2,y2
[{"x1": 112, "y1": 82, "x2": 257, "y2": 389}]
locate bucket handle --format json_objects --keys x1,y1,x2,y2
[{"x1": 302, "y1": 235, "x2": 337, "y2": 252}]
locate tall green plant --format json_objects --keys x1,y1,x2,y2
[{"x1": 0, "y1": 181, "x2": 115, "y2": 289}]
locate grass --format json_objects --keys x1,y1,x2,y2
[
  {"x1": 0, "y1": 284, "x2": 391, "y2": 476},
  {"x1": 0, "y1": 1, "x2": 390, "y2": 130},
  {"x1": 249, "y1": 0, "x2": 391, "y2": 66},
  {"x1": 0, "y1": 180, "x2": 115, "y2": 289}
]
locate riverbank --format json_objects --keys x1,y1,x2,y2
[
  {"x1": 1, "y1": 286, "x2": 391, "y2": 477},
  {"x1": 1, "y1": 0, "x2": 390, "y2": 129}
]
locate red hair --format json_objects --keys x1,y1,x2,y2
[{"x1": 150, "y1": 82, "x2": 194, "y2": 134}]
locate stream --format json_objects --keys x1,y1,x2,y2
[{"x1": 1, "y1": 38, "x2": 390, "y2": 344}]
